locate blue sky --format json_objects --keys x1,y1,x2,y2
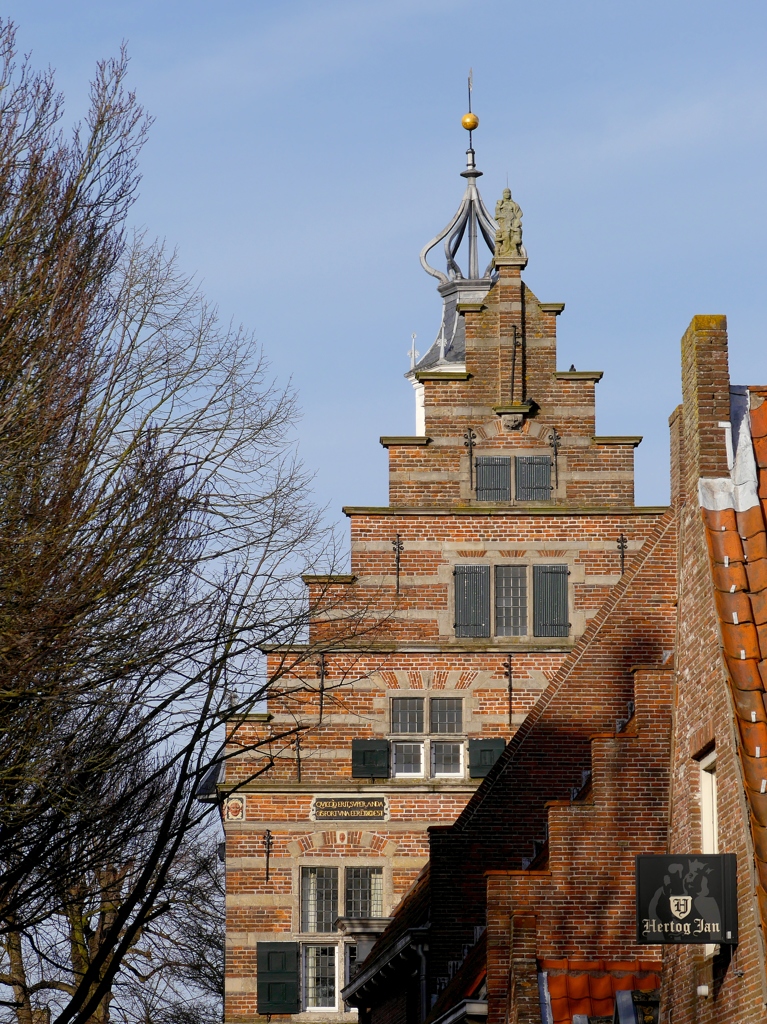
[{"x1": 8, "y1": 1, "x2": 767, "y2": 523}]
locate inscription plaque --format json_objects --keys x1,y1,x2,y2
[{"x1": 312, "y1": 797, "x2": 387, "y2": 820}]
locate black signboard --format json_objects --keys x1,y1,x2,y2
[
  {"x1": 313, "y1": 797, "x2": 387, "y2": 820},
  {"x1": 636, "y1": 854, "x2": 738, "y2": 944}
]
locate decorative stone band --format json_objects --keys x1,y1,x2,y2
[{"x1": 698, "y1": 386, "x2": 767, "y2": 946}]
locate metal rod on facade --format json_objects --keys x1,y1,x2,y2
[
  {"x1": 464, "y1": 427, "x2": 477, "y2": 493},
  {"x1": 617, "y1": 533, "x2": 628, "y2": 575},
  {"x1": 505, "y1": 654, "x2": 513, "y2": 732},
  {"x1": 392, "y1": 534, "x2": 404, "y2": 594},
  {"x1": 510, "y1": 325, "x2": 519, "y2": 405},
  {"x1": 548, "y1": 428, "x2": 561, "y2": 489},
  {"x1": 264, "y1": 829, "x2": 273, "y2": 882},
  {"x1": 318, "y1": 653, "x2": 326, "y2": 724},
  {"x1": 295, "y1": 731, "x2": 302, "y2": 782}
]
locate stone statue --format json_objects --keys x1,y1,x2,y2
[{"x1": 494, "y1": 188, "x2": 523, "y2": 258}]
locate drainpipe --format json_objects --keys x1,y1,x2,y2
[{"x1": 415, "y1": 942, "x2": 428, "y2": 1022}]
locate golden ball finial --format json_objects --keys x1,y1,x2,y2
[{"x1": 461, "y1": 112, "x2": 479, "y2": 132}]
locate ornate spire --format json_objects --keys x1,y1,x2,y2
[{"x1": 419, "y1": 144, "x2": 498, "y2": 284}]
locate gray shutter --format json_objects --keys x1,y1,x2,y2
[
  {"x1": 476, "y1": 457, "x2": 511, "y2": 501},
  {"x1": 468, "y1": 738, "x2": 506, "y2": 777},
  {"x1": 351, "y1": 739, "x2": 389, "y2": 778},
  {"x1": 533, "y1": 564, "x2": 569, "y2": 637},
  {"x1": 257, "y1": 942, "x2": 300, "y2": 1014},
  {"x1": 515, "y1": 456, "x2": 552, "y2": 501},
  {"x1": 454, "y1": 565, "x2": 491, "y2": 637}
]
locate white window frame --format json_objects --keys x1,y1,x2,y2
[
  {"x1": 431, "y1": 739, "x2": 465, "y2": 778},
  {"x1": 699, "y1": 749, "x2": 719, "y2": 959},
  {"x1": 392, "y1": 740, "x2": 424, "y2": 778},
  {"x1": 302, "y1": 943, "x2": 338, "y2": 1011}
]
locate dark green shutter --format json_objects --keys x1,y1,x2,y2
[
  {"x1": 476, "y1": 457, "x2": 511, "y2": 501},
  {"x1": 468, "y1": 738, "x2": 506, "y2": 778},
  {"x1": 351, "y1": 739, "x2": 389, "y2": 778},
  {"x1": 515, "y1": 456, "x2": 552, "y2": 501},
  {"x1": 454, "y1": 565, "x2": 491, "y2": 637},
  {"x1": 533, "y1": 564, "x2": 569, "y2": 637},
  {"x1": 257, "y1": 942, "x2": 300, "y2": 1014}
]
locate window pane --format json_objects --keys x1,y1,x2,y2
[
  {"x1": 301, "y1": 867, "x2": 338, "y2": 932},
  {"x1": 391, "y1": 697, "x2": 423, "y2": 733},
  {"x1": 432, "y1": 742, "x2": 462, "y2": 775},
  {"x1": 430, "y1": 698, "x2": 463, "y2": 733},
  {"x1": 495, "y1": 565, "x2": 527, "y2": 636},
  {"x1": 345, "y1": 867, "x2": 384, "y2": 918},
  {"x1": 393, "y1": 742, "x2": 422, "y2": 775},
  {"x1": 304, "y1": 946, "x2": 336, "y2": 1008},
  {"x1": 476, "y1": 456, "x2": 511, "y2": 501}
]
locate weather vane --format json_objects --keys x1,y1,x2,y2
[{"x1": 462, "y1": 68, "x2": 479, "y2": 147}]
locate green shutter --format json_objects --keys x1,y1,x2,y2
[
  {"x1": 454, "y1": 565, "x2": 491, "y2": 637},
  {"x1": 476, "y1": 457, "x2": 511, "y2": 501},
  {"x1": 351, "y1": 739, "x2": 389, "y2": 778},
  {"x1": 515, "y1": 456, "x2": 552, "y2": 501},
  {"x1": 257, "y1": 942, "x2": 300, "y2": 1014},
  {"x1": 533, "y1": 564, "x2": 569, "y2": 637},
  {"x1": 468, "y1": 738, "x2": 506, "y2": 778}
]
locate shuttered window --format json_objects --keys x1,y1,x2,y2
[
  {"x1": 476, "y1": 456, "x2": 512, "y2": 501},
  {"x1": 468, "y1": 738, "x2": 506, "y2": 778},
  {"x1": 454, "y1": 564, "x2": 491, "y2": 637},
  {"x1": 495, "y1": 565, "x2": 527, "y2": 636},
  {"x1": 257, "y1": 942, "x2": 300, "y2": 1014},
  {"x1": 515, "y1": 456, "x2": 552, "y2": 501},
  {"x1": 533, "y1": 564, "x2": 569, "y2": 637},
  {"x1": 351, "y1": 739, "x2": 389, "y2": 778}
]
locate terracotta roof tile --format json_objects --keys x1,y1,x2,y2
[
  {"x1": 738, "y1": 505, "x2": 766, "y2": 537},
  {"x1": 720, "y1": 622, "x2": 761, "y2": 660},
  {"x1": 752, "y1": 822, "x2": 767, "y2": 861},
  {"x1": 750, "y1": 790, "x2": 767, "y2": 827},
  {"x1": 738, "y1": 751, "x2": 767, "y2": 793},
  {"x1": 747, "y1": 533, "x2": 767, "y2": 562},
  {"x1": 747, "y1": 558, "x2": 767, "y2": 592},
  {"x1": 737, "y1": 719, "x2": 767, "y2": 755},
  {"x1": 705, "y1": 528, "x2": 746, "y2": 564},
  {"x1": 730, "y1": 686, "x2": 767, "y2": 721},
  {"x1": 703, "y1": 507, "x2": 737, "y2": 531},
  {"x1": 712, "y1": 561, "x2": 749, "y2": 591},
  {"x1": 715, "y1": 590, "x2": 753, "y2": 623},
  {"x1": 539, "y1": 963, "x2": 661, "y2": 1024},
  {"x1": 750, "y1": 399, "x2": 767, "y2": 438},
  {"x1": 753, "y1": 434, "x2": 767, "y2": 468},
  {"x1": 725, "y1": 655, "x2": 763, "y2": 690}
]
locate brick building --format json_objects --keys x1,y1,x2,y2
[
  {"x1": 341, "y1": 322, "x2": 767, "y2": 1023},
  {"x1": 221, "y1": 125, "x2": 667, "y2": 1024}
]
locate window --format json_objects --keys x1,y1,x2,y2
[
  {"x1": 392, "y1": 742, "x2": 423, "y2": 776},
  {"x1": 304, "y1": 945, "x2": 336, "y2": 1009},
  {"x1": 533, "y1": 564, "x2": 569, "y2": 637},
  {"x1": 454, "y1": 563, "x2": 569, "y2": 638},
  {"x1": 301, "y1": 867, "x2": 338, "y2": 932},
  {"x1": 700, "y1": 751, "x2": 718, "y2": 855},
  {"x1": 454, "y1": 564, "x2": 491, "y2": 637},
  {"x1": 351, "y1": 739, "x2": 389, "y2": 778},
  {"x1": 468, "y1": 738, "x2": 506, "y2": 778},
  {"x1": 515, "y1": 455, "x2": 552, "y2": 501},
  {"x1": 495, "y1": 566, "x2": 527, "y2": 636},
  {"x1": 476, "y1": 456, "x2": 511, "y2": 501},
  {"x1": 431, "y1": 698, "x2": 463, "y2": 733},
  {"x1": 391, "y1": 697, "x2": 423, "y2": 733},
  {"x1": 344, "y1": 945, "x2": 358, "y2": 1008},
  {"x1": 432, "y1": 741, "x2": 462, "y2": 775},
  {"x1": 345, "y1": 867, "x2": 383, "y2": 918}
]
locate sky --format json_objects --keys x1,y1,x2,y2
[{"x1": 7, "y1": 0, "x2": 767, "y2": 528}]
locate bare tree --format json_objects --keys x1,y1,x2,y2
[{"x1": 0, "y1": 20, "x2": 383, "y2": 1024}]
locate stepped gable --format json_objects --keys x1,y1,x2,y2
[{"x1": 421, "y1": 506, "x2": 677, "y2": 992}]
